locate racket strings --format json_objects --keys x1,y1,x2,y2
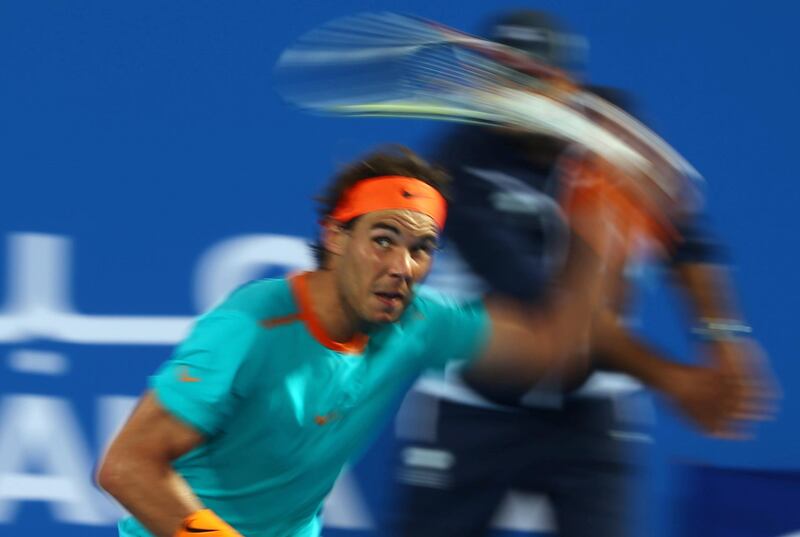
[
  {"x1": 275, "y1": 12, "x2": 703, "y2": 207},
  {"x1": 278, "y1": 12, "x2": 555, "y2": 107},
  {"x1": 295, "y1": 12, "x2": 448, "y2": 48}
]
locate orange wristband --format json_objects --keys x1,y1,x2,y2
[{"x1": 175, "y1": 509, "x2": 242, "y2": 537}]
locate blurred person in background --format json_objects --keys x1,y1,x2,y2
[
  {"x1": 97, "y1": 144, "x2": 659, "y2": 537},
  {"x1": 388, "y1": 9, "x2": 776, "y2": 537}
]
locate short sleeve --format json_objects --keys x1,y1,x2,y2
[
  {"x1": 150, "y1": 310, "x2": 260, "y2": 437},
  {"x1": 413, "y1": 289, "x2": 491, "y2": 370}
]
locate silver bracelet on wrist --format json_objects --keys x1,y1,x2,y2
[{"x1": 691, "y1": 318, "x2": 752, "y2": 341}]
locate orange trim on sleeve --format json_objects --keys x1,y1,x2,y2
[{"x1": 290, "y1": 273, "x2": 369, "y2": 354}]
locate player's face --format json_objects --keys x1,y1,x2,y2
[{"x1": 336, "y1": 209, "x2": 439, "y2": 324}]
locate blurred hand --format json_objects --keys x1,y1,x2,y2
[
  {"x1": 659, "y1": 340, "x2": 780, "y2": 439},
  {"x1": 657, "y1": 362, "x2": 737, "y2": 435},
  {"x1": 702, "y1": 338, "x2": 781, "y2": 438}
]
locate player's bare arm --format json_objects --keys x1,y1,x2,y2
[{"x1": 97, "y1": 392, "x2": 237, "y2": 537}]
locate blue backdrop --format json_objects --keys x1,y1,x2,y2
[{"x1": 1, "y1": 1, "x2": 798, "y2": 536}]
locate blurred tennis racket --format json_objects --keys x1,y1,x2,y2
[{"x1": 274, "y1": 12, "x2": 703, "y2": 212}]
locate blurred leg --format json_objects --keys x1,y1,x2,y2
[
  {"x1": 546, "y1": 398, "x2": 647, "y2": 537},
  {"x1": 388, "y1": 394, "x2": 531, "y2": 537}
]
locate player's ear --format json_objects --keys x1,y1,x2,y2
[{"x1": 321, "y1": 218, "x2": 348, "y2": 257}]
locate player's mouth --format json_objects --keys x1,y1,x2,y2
[{"x1": 374, "y1": 291, "x2": 405, "y2": 309}]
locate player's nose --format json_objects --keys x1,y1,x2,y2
[{"x1": 387, "y1": 247, "x2": 414, "y2": 281}]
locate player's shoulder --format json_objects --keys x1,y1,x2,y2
[
  {"x1": 406, "y1": 285, "x2": 481, "y2": 320},
  {"x1": 409, "y1": 284, "x2": 449, "y2": 309},
  {"x1": 214, "y1": 277, "x2": 297, "y2": 322}
]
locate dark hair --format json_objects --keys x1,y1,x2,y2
[{"x1": 312, "y1": 145, "x2": 450, "y2": 268}]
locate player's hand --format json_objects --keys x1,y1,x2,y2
[
  {"x1": 655, "y1": 362, "x2": 746, "y2": 435},
  {"x1": 702, "y1": 338, "x2": 781, "y2": 439}
]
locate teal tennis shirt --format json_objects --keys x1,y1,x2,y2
[{"x1": 118, "y1": 273, "x2": 490, "y2": 537}]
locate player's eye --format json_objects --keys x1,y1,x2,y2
[
  {"x1": 373, "y1": 236, "x2": 394, "y2": 249},
  {"x1": 411, "y1": 242, "x2": 437, "y2": 258}
]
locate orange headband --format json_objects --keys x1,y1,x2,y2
[{"x1": 329, "y1": 176, "x2": 447, "y2": 229}]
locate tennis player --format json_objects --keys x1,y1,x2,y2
[{"x1": 96, "y1": 145, "x2": 650, "y2": 537}]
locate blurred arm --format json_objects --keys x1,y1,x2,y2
[
  {"x1": 472, "y1": 190, "x2": 621, "y2": 383},
  {"x1": 97, "y1": 391, "x2": 238, "y2": 537},
  {"x1": 593, "y1": 312, "x2": 737, "y2": 433},
  {"x1": 672, "y1": 261, "x2": 779, "y2": 426},
  {"x1": 672, "y1": 260, "x2": 741, "y2": 326}
]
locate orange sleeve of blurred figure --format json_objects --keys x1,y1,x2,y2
[{"x1": 559, "y1": 152, "x2": 679, "y2": 255}]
